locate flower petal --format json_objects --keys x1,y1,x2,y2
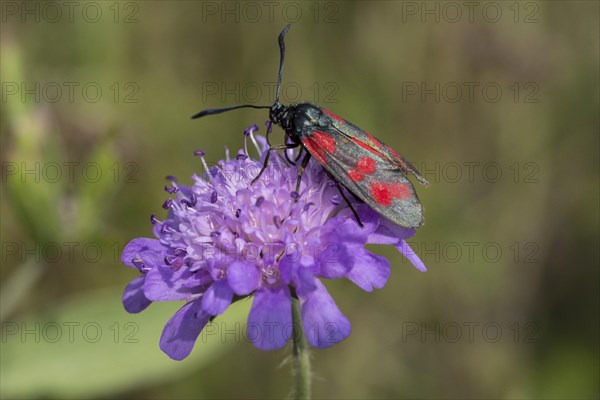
[
  {"x1": 299, "y1": 279, "x2": 351, "y2": 348},
  {"x1": 247, "y1": 286, "x2": 292, "y2": 350},
  {"x1": 201, "y1": 280, "x2": 233, "y2": 315},
  {"x1": 396, "y1": 240, "x2": 427, "y2": 272},
  {"x1": 122, "y1": 276, "x2": 152, "y2": 313},
  {"x1": 278, "y1": 254, "x2": 296, "y2": 285},
  {"x1": 160, "y1": 299, "x2": 211, "y2": 360},
  {"x1": 345, "y1": 248, "x2": 390, "y2": 291},
  {"x1": 144, "y1": 267, "x2": 211, "y2": 301},
  {"x1": 121, "y1": 238, "x2": 164, "y2": 269},
  {"x1": 227, "y1": 261, "x2": 259, "y2": 295},
  {"x1": 324, "y1": 215, "x2": 370, "y2": 244},
  {"x1": 369, "y1": 219, "x2": 416, "y2": 245},
  {"x1": 317, "y1": 241, "x2": 352, "y2": 279},
  {"x1": 295, "y1": 266, "x2": 318, "y2": 297},
  {"x1": 317, "y1": 220, "x2": 366, "y2": 279}
]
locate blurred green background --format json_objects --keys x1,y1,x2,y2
[{"x1": 1, "y1": 1, "x2": 598, "y2": 399}]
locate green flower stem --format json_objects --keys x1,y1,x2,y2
[{"x1": 292, "y1": 297, "x2": 311, "y2": 400}]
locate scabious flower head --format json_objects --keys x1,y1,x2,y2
[{"x1": 122, "y1": 124, "x2": 426, "y2": 360}]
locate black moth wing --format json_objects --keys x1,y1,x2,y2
[
  {"x1": 300, "y1": 114, "x2": 425, "y2": 228},
  {"x1": 324, "y1": 110, "x2": 430, "y2": 186}
]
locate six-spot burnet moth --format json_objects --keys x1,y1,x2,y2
[{"x1": 192, "y1": 24, "x2": 429, "y2": 229}]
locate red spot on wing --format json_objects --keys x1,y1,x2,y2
[
  {"x1": 357, "y1": 157, "x2": 376, "y2": 174},
  {"x1": 312, "y1": 131, "x2": 336, "y2": 154},
  {"x1": 301, "y1": 136, "x2": 327, "y2": 165},
  {"x1": 348, "y1": 157, "x2": 376, "y2": 182},
  {"x1": 348, "y1": 170, "x2": 364, "y2": 182},
  {"x1": 323, "y1": 109, "x2": 345, "y2": 123},
  {"x1": 370, "y1": 182, "x2": 412, "y2": 206},
  {"x1": 390, "y1": 183, "x2": 411, "y2": 199},
  {"x1": 370, "y1": 182, "x2": 393, "y2": 206}
]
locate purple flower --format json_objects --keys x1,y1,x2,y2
[{"x1": 121, "y1": 125, "x2": 426, "y2": 360}]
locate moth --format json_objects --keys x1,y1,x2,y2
[{"x1": 193, "y1": 25, "x2": 429, "y2": 228}]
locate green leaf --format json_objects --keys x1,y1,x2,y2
[{"x1": 0, "y1": 286, "x2": 250, "y2": 399}]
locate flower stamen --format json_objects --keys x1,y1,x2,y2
[{"x1": 194, "y1": 149, "x2": 211, "y2": 181}]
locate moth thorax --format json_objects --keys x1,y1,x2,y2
[{"x1": 270, "y1": 103, "x2": 294, "y2": 131}]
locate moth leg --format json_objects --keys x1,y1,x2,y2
[
  {"x1": 336, "y1": 182, "x2": 364, "y2": 227},
  {"x1": 279, "y1": 149, "x2": 295, "y2": 165},
  {"x1": 265, "y1": 126, "x2": 273, "y2": 147},
  {"x1": 323, "y1": 170, "x2": 364, "y2": 227},
  {"x1": 252, "y1": 143, "x2": 299, "y2": 185},
  {"x1": 294, "y1": 146, "x2": 304, "y2": 163},
  {"x1": 294, "y1": 151, "x2": 311, "y2": 202},
  {"x1": 283, "y1": 138, "x2": 299, "y2": 166}
]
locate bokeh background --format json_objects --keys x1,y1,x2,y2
[{"x1": 1, "y1": 1, "x2": 598, "y2": 399}]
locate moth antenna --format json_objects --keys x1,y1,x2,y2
[
  {"x1": 191, "y1": 104, "x2": 270, "y2": 119},
  {"x1": 275, "y1": 24, "x2": 292, "y2": 103},
  {"x1": 192, "y1": 25, "x2": 291, "y2": 119}
]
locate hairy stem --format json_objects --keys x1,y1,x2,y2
[{"x1": 292, "y1": 297, "x2": 311, "y2": 400}]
